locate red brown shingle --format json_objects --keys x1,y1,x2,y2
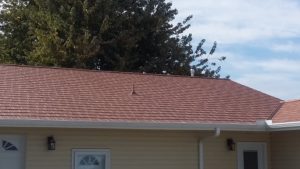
[
  {"x1": 272, "y1": 100, "x2": 300, "y2": 123},
  {"x1": 0, "y1": 64, "x2": 282, "y2": 124}
]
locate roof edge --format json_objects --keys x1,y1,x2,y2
[
  {"x1": 230, "y1": 80, "x2": 283, "y2": 101},
  {"x1": 0, "y1": 64, "x2": 230, "y2": 81},
  {"x1": 268, "y1": 102, "x2": 284, "y2": 120},
  {"x1": 266, "y1": 120, "x2": 300, "y2": 131},
  {"x1": 280, "y1": 99, "x2": 300, "y2": 103},
  {"x1": 0, "y1": 119, "x2": 267, "y2": 131}
]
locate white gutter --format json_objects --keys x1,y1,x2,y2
[
  {"x1": 8, "y1": 119, "x2": 300, "y2": 132},
  {"x1": 0, "y1": 119, "x2": 267, "y2": 131},
  {"x1": 266, "y1": 120, "x2": 300, "y2": 131}
]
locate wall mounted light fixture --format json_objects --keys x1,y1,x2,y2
[
  {"x1": 47, "y1": 136, "x2": 56, "y2": 151},
  {"x1": 226, "y1": 138, "x2": 236, "y2": 151}
]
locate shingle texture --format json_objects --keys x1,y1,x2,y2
[
  {"x1": 272, "y1": 100, "x2": 300, "y2": 123},
  {"x1": 0, "y1": 65, "x2": 282, "y2": 124}
]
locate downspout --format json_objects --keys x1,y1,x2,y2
[
  {"x1": 199, "y1": 128, "x2": 221, "y2": 169},
  {"x1": 199, "y1": 142, "x2": 204, "y2": 169}
]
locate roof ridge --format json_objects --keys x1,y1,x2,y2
[
  {"x1": 0, "y1": 64, "x2": 230, "y2": 81},
  {"x1": 280, "y1": 99, "x2": 300, "y2": 103},
  {"x1": 268, "y1": 102, "x2": 284, "y2": 120}
]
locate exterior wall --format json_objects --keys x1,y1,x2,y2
[
  {"x1": 1, "y1": 128, "x2": 200, "y2": 169},
  {"x1": 271, "y1": 131, "x2": 300, "y2": 169},
  {"x1": 202, "y1": 131, "x2": 271, "y2": 169},
  {"x1": 0, "y1": 128, "x2": 271, "y2": 169}
]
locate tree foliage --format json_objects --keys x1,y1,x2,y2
[{"x1": 0, "y1": 0, "x2": 227, "y2": 78}]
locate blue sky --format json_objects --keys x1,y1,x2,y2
[{"x1": 170, "y1": 0, "x2": 300, "y2": 100}]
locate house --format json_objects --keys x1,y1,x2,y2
[{"x1": 0, "y1": 64, "x2": 299, "y2": 169}]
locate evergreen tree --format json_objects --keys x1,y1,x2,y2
[{"x1": 0, "y1": 0, "x2": 227, "y2": 78}]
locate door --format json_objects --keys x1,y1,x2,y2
[
  {"x1": 237, "y1": 142, "x2": 267, "y2": 169},
  {"x1": 0, "y1": 135, "x2": 25, "y2": 169}
]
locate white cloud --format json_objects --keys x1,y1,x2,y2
[
  {"x1": 226, "y1": 55, "x2": 300, "y2": 73},
  {"x1": 219, "y1": 53, "x2": 300, "y2": 99},
  {"x1": 236, "y1": 73, "x2": 300, "y2": 100},
  {"x1": 271, "y1": 42, "x2": 300, "y2": 53},
  {"x1": 168, "y1": 0, "x2": 300, "y2": 100},
  {"x1": 170, "y1": 0, "x2": 300, "y2": 44},
  {"x1": 256, "y1": 59, "x2": 300, "y2": 73}
]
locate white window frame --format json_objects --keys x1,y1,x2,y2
[
  {"x1": 237, "y1": 142, "x2": 268, "y2": 169},
  {"x1": 72, "y1": 149, "x2": 111, "y2": 169}
]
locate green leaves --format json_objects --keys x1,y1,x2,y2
[{"x1": 0, "y1": 0, "x2": 227, "y2": 78}]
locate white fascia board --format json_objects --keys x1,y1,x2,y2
[
  {"x1": 0, "y1": 119, "x2": 267, "y2": 131},
  {"x1": 267, "y1": 121, "x2": 300, "y2": 131}
]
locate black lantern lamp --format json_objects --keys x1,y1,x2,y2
[
  {"x1": 226, "y1": 138, "x2": 236, "y2": 151},
  {"x1": 47, "y1": 136, "x2": 56, "y2": 151}
]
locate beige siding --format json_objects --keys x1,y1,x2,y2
[
  {"x1": 271, "y1": 131, "x2": 300, "y2": 169},
  {"x1": 0, "y1": 128, "x2": 270, "y2": 169},
  {"x1": 203, "y1": 131, "x2": 271, "y2": 169}
]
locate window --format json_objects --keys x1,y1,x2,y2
[
  {"x1": 1, "y1": 140, "x2": 18, "y2": 151},
  {"x1": 243, "y1": 151, "x2": 258, "y2": 169},
  {"x1": 72, "y1": 149, "x2": 110, "y2": 169}
]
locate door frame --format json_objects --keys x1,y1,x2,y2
[{"x1": 237, "y1": 142, "x2": 268, "y2": 169}]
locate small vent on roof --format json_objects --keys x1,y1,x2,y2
[
  {"x1": 130, "y1": 83, "x2": 137, "y2": 95},
  {"x1": 190, "y1": 68, "x2": 195, "y2": 77}
]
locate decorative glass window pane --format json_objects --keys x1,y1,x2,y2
[
  {"x1": 2, "y1": 140, "x2": 18, "y2": 151},
  {"x1": 73, "y1": 149, "x2": 110, "y2": 169},
  {"x1": 80, "y1": 155, "x2": 98, "y2": 165}
]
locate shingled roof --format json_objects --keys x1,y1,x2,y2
[
  {"x1": 272, "y1": 100, "x2": 300, "y2": 123},
  {"x1": 0, "y1": 64, "x2": 282, "y2": 125}
]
